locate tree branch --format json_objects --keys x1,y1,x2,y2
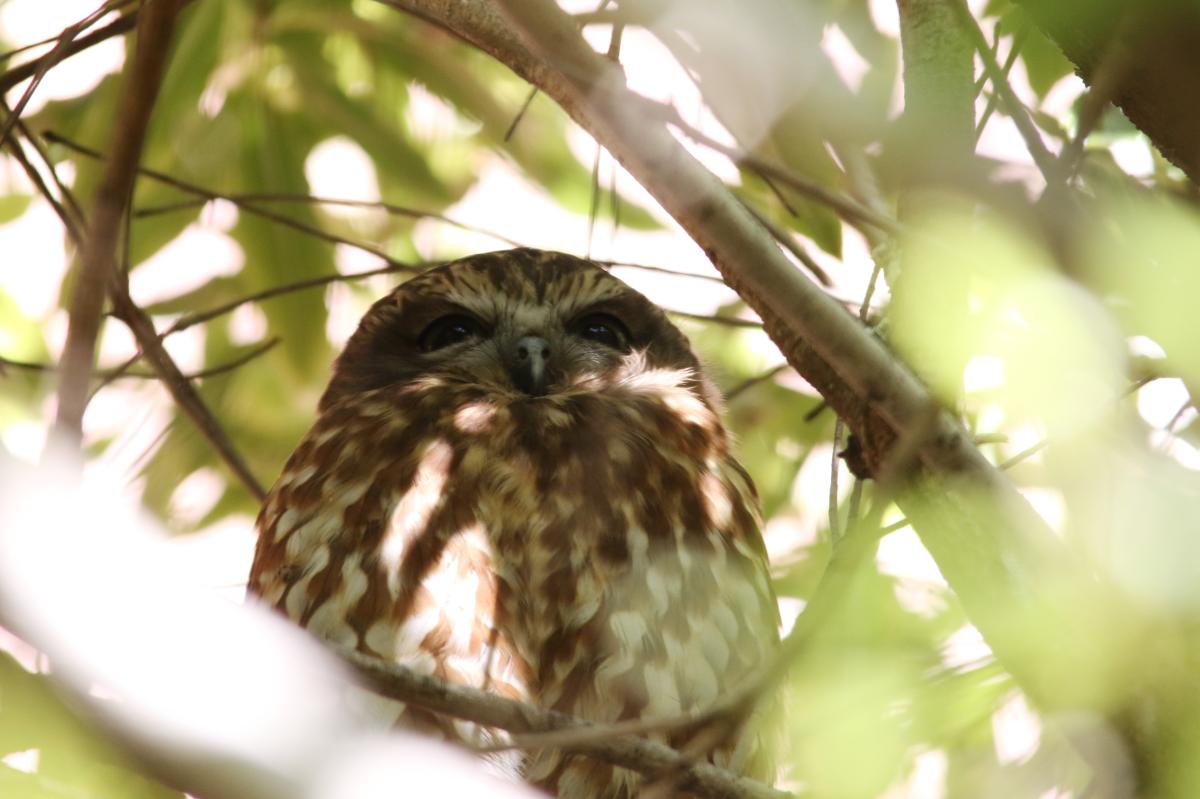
[
  {"x1": 51, "y1": 0, "x2": 184, "y2": 449},
  {"x1": 340, "y1": 648, "x2": 793, "y2": 799},
  {"x1": 0, "y1": 6, "x2": 145, "y2": 94},
  {"x1": 108, "y1": 290, "x2": 266, "y2": 501}
]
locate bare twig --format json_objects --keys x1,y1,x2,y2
[
  {"x1": 108, "y1": 290, "x2": 266, "y2": 500},
  {"x1": 45, "y1": 132, "x2": 420, "y2": 275},
  {"x1": 0, "y1": 0, "x2": 136, "y2": 63},
  {"x1": 503, "y1": 86, "x2": 539, "y2": 141},
  {"x1": 595, "y1": 260, "x2": 728, "y2": 286},
  {"x1": 134, "y1": 192, "x2": 525, "y2": 248},
  {"x1": 0, "y1": 7, "x2": 149, "y2": 93},
  {"x1": 52, "y1": 0, "x2": 185, "y2": 449},
  {"x1": 725, "y1": 364, "x2": 788, "y2": 402},
  {"x1": 737, "y1": 198, "x2": 833, "y2": 287},
  {"x1": 0, "y1": 2, "x2": 116, "y2": 147},
  {"x1": 828, "y1": 418, "x2": 845, "y2": 542},
  {"x1": 667, "y1": 310, "x2": 760, "y2": 329},
  {"x1": 664, "y1": 110, "x2": 898, "y2": 236},
  {"x1": 974, "y1": 24, "x2": 1028, "y2": 140},
  {"x1": 0, "y1": 107, "x2": 83, "y2": 245},
  {"x1": 953, "y1": 3, "x2": 1062, "y2": 184},
  {"x1": 1, "y1": 337, "x2": 278, "y2": 381}
]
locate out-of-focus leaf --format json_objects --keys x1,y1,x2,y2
[
  {"x1": 999, "y1": 7, "x2": 1074, "y2": 98},
  {"x1": 894, "y1": 198, "x2": 1125, "y2": 437},
  {"x1": 222, "y1": 89, "x2": 333, "y2": 379},
  {"x1": 0, "y1": 290, "x2": 50, "y2": 413},
  {"x1": 1084, "y1": 193, "x2": 1200, "y2": 388},
  {"x1": 356, "y1": 12, "x2": 662, "y2": 230},
  {"x1": 787, "y1": 647, "x2": 919, "y2": 797},
  {"x1": 0, "y1": 652, "x2": 182, "y2": 799},
  {"x1": 0, "y1": 194, "x2": 31, "y2": 225}
]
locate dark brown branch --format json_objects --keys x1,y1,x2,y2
[{"x1": 52, "y1": 0, "x2": 184, "y2": 449}]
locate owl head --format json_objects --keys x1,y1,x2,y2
[{"x1": 320, "y1": 249, "x2": 718, "y2": 411}]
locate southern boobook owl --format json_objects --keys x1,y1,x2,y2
[{"x1": 249, "y1": 248, "x2": 779, "y2": 797}]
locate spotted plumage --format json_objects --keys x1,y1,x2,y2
[{"x1": 249, "y1": 249, "x2": 779, "y2": 796}]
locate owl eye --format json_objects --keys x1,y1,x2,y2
[
  {"x1": 573, "y1": 312, "x2": 631, "y2": 351},
  {"x1": 418, "y1": 314, "x2": 485, "y2": 352}
]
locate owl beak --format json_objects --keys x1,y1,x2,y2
[{"x1": 509, "y1": 335, "x2": 552, "y2": 396}]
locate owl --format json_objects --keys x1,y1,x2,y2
[{"x1": 249, "y1": 248, "x2": 779, "y2": 797}]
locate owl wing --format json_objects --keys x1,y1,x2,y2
[{"x1": 522, "y1": 453, "x2": 781, "y2": 795}]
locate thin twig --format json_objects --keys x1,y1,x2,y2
[
  {"x1": 1, "y1": 338, "x2": 278, "y2": 381},
  {"x1": 952, "y1": 4, "x2": 1061, "y2": 185},
  {"x1": 46, "y1": 132, "x2": 422, "y2": 276},
  {"x1": 108, "y1": 289, "x2": 266, "y2": 500},
  {"x1": 595, "y1": 260, "x2": 728, "y2": 285},
  {"x1": 134, "y1": 192, "x2": 525, "y2": 248},
  {"x1": 0, "y1": 3, "x2": 113, "y2": 148},
  {"x1": 725, "y1": 364, "x2": 788, "y2": 402},
  {"x1": 0, "y1": 0, "x2": 136, "y2": 63},
  {"x1": 662, "y1": 107, "x2": 898, "y2": 236},
  {"x1": 0, "y1": 108, "x2": 83, "y2": 245},
  {"x1": 737, "y1": 198, "x2": 832, "y2": 287},
  {"x1": 12, "y1": 113, "x2": 85, "y2": 229},
  {"x1": 828, "y1": 418, "x2": 844, "y2": 542},
  {"x1": 974, "y1": 24, "x2": 1028, "y2": 141},
  {"x1": 503, "y1": 86, "x2": 539, "y2": 142},
  {"x1": 0, "y1": 6, "x2": 150, "y2": 93},
  {"x1": 667, "y1": 310, "x2": 760, "y2": 329}
]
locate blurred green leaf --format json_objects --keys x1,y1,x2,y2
[{"x1": 0, "y1": 194, "x2": 31, "y2": 224}]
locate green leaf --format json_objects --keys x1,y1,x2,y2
[
  {"x1": 1002, "y1": 7, "x2": 1074, "y2": 98},
  {"x1": 0, "y1": 194, "x2": 31, "y2": 224}
]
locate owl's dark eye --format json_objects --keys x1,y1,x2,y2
[
  {"x1": 573, "y1": 312, "x2": 631, "y2": 351},
  {"x1": 418, "y1": 314, "x2": 485, "y2": 352}
]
